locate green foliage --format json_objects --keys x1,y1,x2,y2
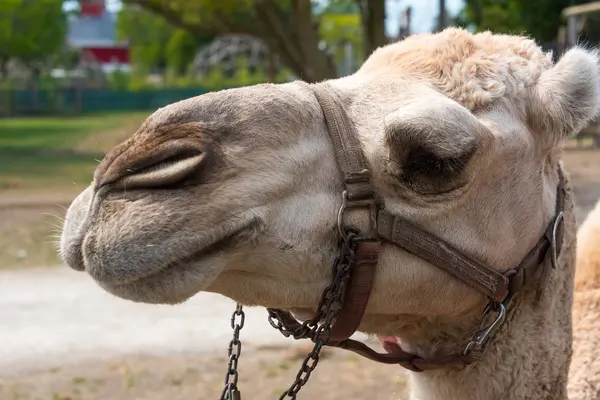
[
  {"x1": 166, "y1": 29, "x2": 201, "y2": 75},
  {"x1": 121, "y1": 0, "x2": 353, "y2": 81},
  {"x1": 456, "y1": 0, "x2": 595, "y2": 42},
  {"x1": 517, "y1": 0, "x2": 572, "y2": 41},
  {"x1": 107, "y1": 69, "x2": 131, "y2": 90},
  {"x1": 319, "y1": 12, "x2": 364, "y2": 66},
  {"x1": 50, "y1": 47, "x2": 82, "y2": 70},
  {"x1": 0, "y1": 0, "x2": 66, "y2": 64},
  {"x1": 126, "y1": 65, "x2": 153, "y2": 91},
  {"x1": 454, "y1": 0, "x2": 523, "y2": 34},
  {"x1": 123, "y1": 56, "x2": 291, "y2": 92},
  {"x1": 124, "y1": 0, "x2": 291, "y2": 30},
  {"x1": 116, "y1": 4, "x2": 215, "y2": 75},
  {"x1": 116, "y1": 5, "x2": 173, "y2": 72},
  {"x1": 117, "y1": 1, "x2": 297, "y2": 90},
  {"x1": 320, "y1": 0, "x2": 359, "y2": 14},
  {"x1": 201, "y1": 66, "x2": 228, "y2": 89}
]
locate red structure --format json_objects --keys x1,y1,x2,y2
[
  {"x1": 80, "y1": 0, "x2": 105, "y2": 17},
  {"x1": 84, "y1": 47, "x2": 129, "y2": 65},
  {"x1": 68, "y1": 0, "x2": 130, "y2": 71}
]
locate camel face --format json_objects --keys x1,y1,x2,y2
[
  {"x1": 60, "y1": 29, "x2": 600, "y2": 331},
  {"x1": 60, "y1": 82, "x2": 339, "y2": 305}
]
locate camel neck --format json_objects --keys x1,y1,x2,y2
[{"x1": 406, "y1": 261, "x2": 575, "y2": 400}]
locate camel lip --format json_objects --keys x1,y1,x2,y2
[{"x1": 87, "y1": 221, "x2": 256, "y2": 287}]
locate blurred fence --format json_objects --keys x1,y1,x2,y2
[{"x1": 0, "y1": 87, "x2": 211, "y2": 117}]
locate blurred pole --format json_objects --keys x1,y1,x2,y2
[
  {"x1": 344, "y1": 41, "x2": 353, "y2": 75},
  {"x1": 399, "y1": 6, "x2": 412, "y2": 39},
  {"x1": 438, "y1": 0, "x2": 447, "y2": 31},
  {"x1": 268, "y1": 52, "x2": 276, "y2": 81},
  {"x1": 566, "y1": 15, "x2": 577, "y2": 49},
  {"x1": 338, "y1": 40, "x2": 353, "y2": 77}
]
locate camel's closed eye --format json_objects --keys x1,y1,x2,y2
[
  {"x1": 383, "y1": 96, "x2": 486, "y2": 196},
  {"x1": 401, "y1": 141, "x2": 477, "y2": 195}
]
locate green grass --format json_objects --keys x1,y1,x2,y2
[
  {"x1": 0, "y1": 111, "x2": 150, "y2": 191},
  {"x1": 0, "y1": 111, "x2": 150, "y2": 268}
]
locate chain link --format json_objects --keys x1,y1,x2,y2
[
  {"x1": 219, "y1": 229, "x2": 358, "y2": 400},
  {"x1": 220, "y1": 303, "x2": 245, "y2": 400},
  {"x1": 271, "y1": 232, "x2": 358, "y2": 399},
  {"x1": 267, "y1": 233, "x2": 356, "y2": 340}
]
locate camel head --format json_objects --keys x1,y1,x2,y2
[{"x1": 60, "y1": 28, "x2": 600, "y2": 340}]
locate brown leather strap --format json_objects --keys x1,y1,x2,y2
[
  {"x1": 312, "y1": 84, "x2": 374, "y2": 201},
  {"x1": 376, "y1": 210, "x2": 510, "y2": 303},
  {"x1": 327, "y1": 337, "x2": 479, "y2": 372},
  {"x1": 269, "y1": 307, "x2": 480, "y2": 371},
  {"x1": 329, "y1": 240, "x2": 380, "y2": 342},
  {"x1": 267, "y1": 85, "x2": 568, "y2": 374},
  {"x1": 267, "y1": 85, "x2": 380, "y2": 351},
  {"x1": 376, "y1": 168, "x2": 567, "y2": 303},
  {"x1": 311, "y1": 84, "x2": 380, "y2": 343}
]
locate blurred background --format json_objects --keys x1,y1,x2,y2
[{"x1": 1, "y1": 1, "x2": 600, "y2": 399}]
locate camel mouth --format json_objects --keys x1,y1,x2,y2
[
  {"x1": 85, "y1": 222, "x2": 259, "y2": 305},
  {"x1": 84, "y1": 217, "x2": 259, "y2": 292},
  {"x1": 100, "y1": 230, "x2": 244, "y2": 287}
]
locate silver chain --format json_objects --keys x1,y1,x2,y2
[
  {"x1": 220, "y1": 303, "x2": 245, "y2": 400},
  {"x1": 219, "y1": 232, "x2": 358, "y2": 400}
]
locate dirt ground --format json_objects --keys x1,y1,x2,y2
[
  {"x1": 0, "y1": 346, "x2": 409, "y2": 400},
  {"x1": 564, "y1": 148, "x2": 600, "y2": 224},
  {"x1": 1, "y1": 147, "x2": 600, "y2": 400}
]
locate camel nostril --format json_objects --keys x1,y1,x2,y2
[
  {"x1": 94, "y1": 138, "x2": 208, "y2": 192},
  {"x1": 117, "y1": 150, "x2": 205, "y2": 190},
  {"x1": 95, "y1": 140, "x2": 206, "y2": 191}
]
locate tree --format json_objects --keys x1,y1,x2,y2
[
  {"x1": 455, "y1": 0, "x2": 595, "y2": 43},
  {"x1": 0, "y1": 0, "x2": 66, "y2": 77},
  {"x1": 319, "y1": 0, "x2": 364, "y2": 73},
  {"x1": 116, "y1": 5, "x2": 214, "y2": 77},
  {"x1": 166, "y1": 29, "x2": 207, "y2": 75},
  {"x1": 453, "y1": 0, "x2": 525, "y2": 35},
  {"x1": 356, "y1": 0, "x2": 387, "y2": 58},
  {"x1": 121, "y1": 0, "x2": 388, "y2": 82},
  {"x1": 436, "y1": 0, "x2": 448, "y2": 31}
]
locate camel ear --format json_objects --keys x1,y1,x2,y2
[{"x1": 529, "y1": 47, "x2": 600, "y2": 143}]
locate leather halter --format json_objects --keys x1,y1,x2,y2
[{"x1": 268, "y1": 84, "x2": 566, "y2": 372}]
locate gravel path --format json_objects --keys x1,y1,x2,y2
[{"x1": 0, "y1": 267, "x2": 302, "y2": 377}]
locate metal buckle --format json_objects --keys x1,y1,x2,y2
[
  {"x1": 462, "y1": 302, "x2": 507, "y2": 356},
  {"x1": 336, "y1": 190, "x2": 379, "y2": 241}
]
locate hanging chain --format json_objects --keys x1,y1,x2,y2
[
  {"x1": 218, "y1": 232, "x2": 358, "y2": 400},
  {"x1": 217, "y1": 186, "x2": 373, "y2": 399},
  {"x1": 220, "y1": 303, "x2": 245, "y2": 400},
  {"x1": 267, "y1": 232, "x2": 357, "y2": 341},
  {"x1": 268, "y1": 232, "x2": 358, "y2": 399}
]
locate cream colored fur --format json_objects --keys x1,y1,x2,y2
[
  {"x1": 569, "y1": 200, "x2": 600, "y2": 399},
  {"x1": 59, "y1": 28, "x2": 600, "y2": 400}
]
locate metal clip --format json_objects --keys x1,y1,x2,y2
[
  {"x1": 551, "y1": 211, "x2": 564, "y2": 269},
  {"x1": 229, "y1": 388, "x2": 241, "y2": 400},
  {"x1": 336, "y1": 191, "x2": 349, "y2": 239},
  {"x1": 463, "y1": 303, "x2": 506, "y2": 356},
  {"x1": 336, "y1": 190, "x2": 378, "y2": 241}
]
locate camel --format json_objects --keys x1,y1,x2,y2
[
  {"x1": 569, "y1": 199, "x2": 600, "y2": 399},
  {"x1": 59, "y1": 28, "x2": 600, "y2": 400}
]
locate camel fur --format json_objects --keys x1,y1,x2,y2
[
  {"x1": 569, "y1": 199, "x2": 600, "y2": 399},
  {"x1": 59, "y1": 28, "x2": 600, "y2": 400}
]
